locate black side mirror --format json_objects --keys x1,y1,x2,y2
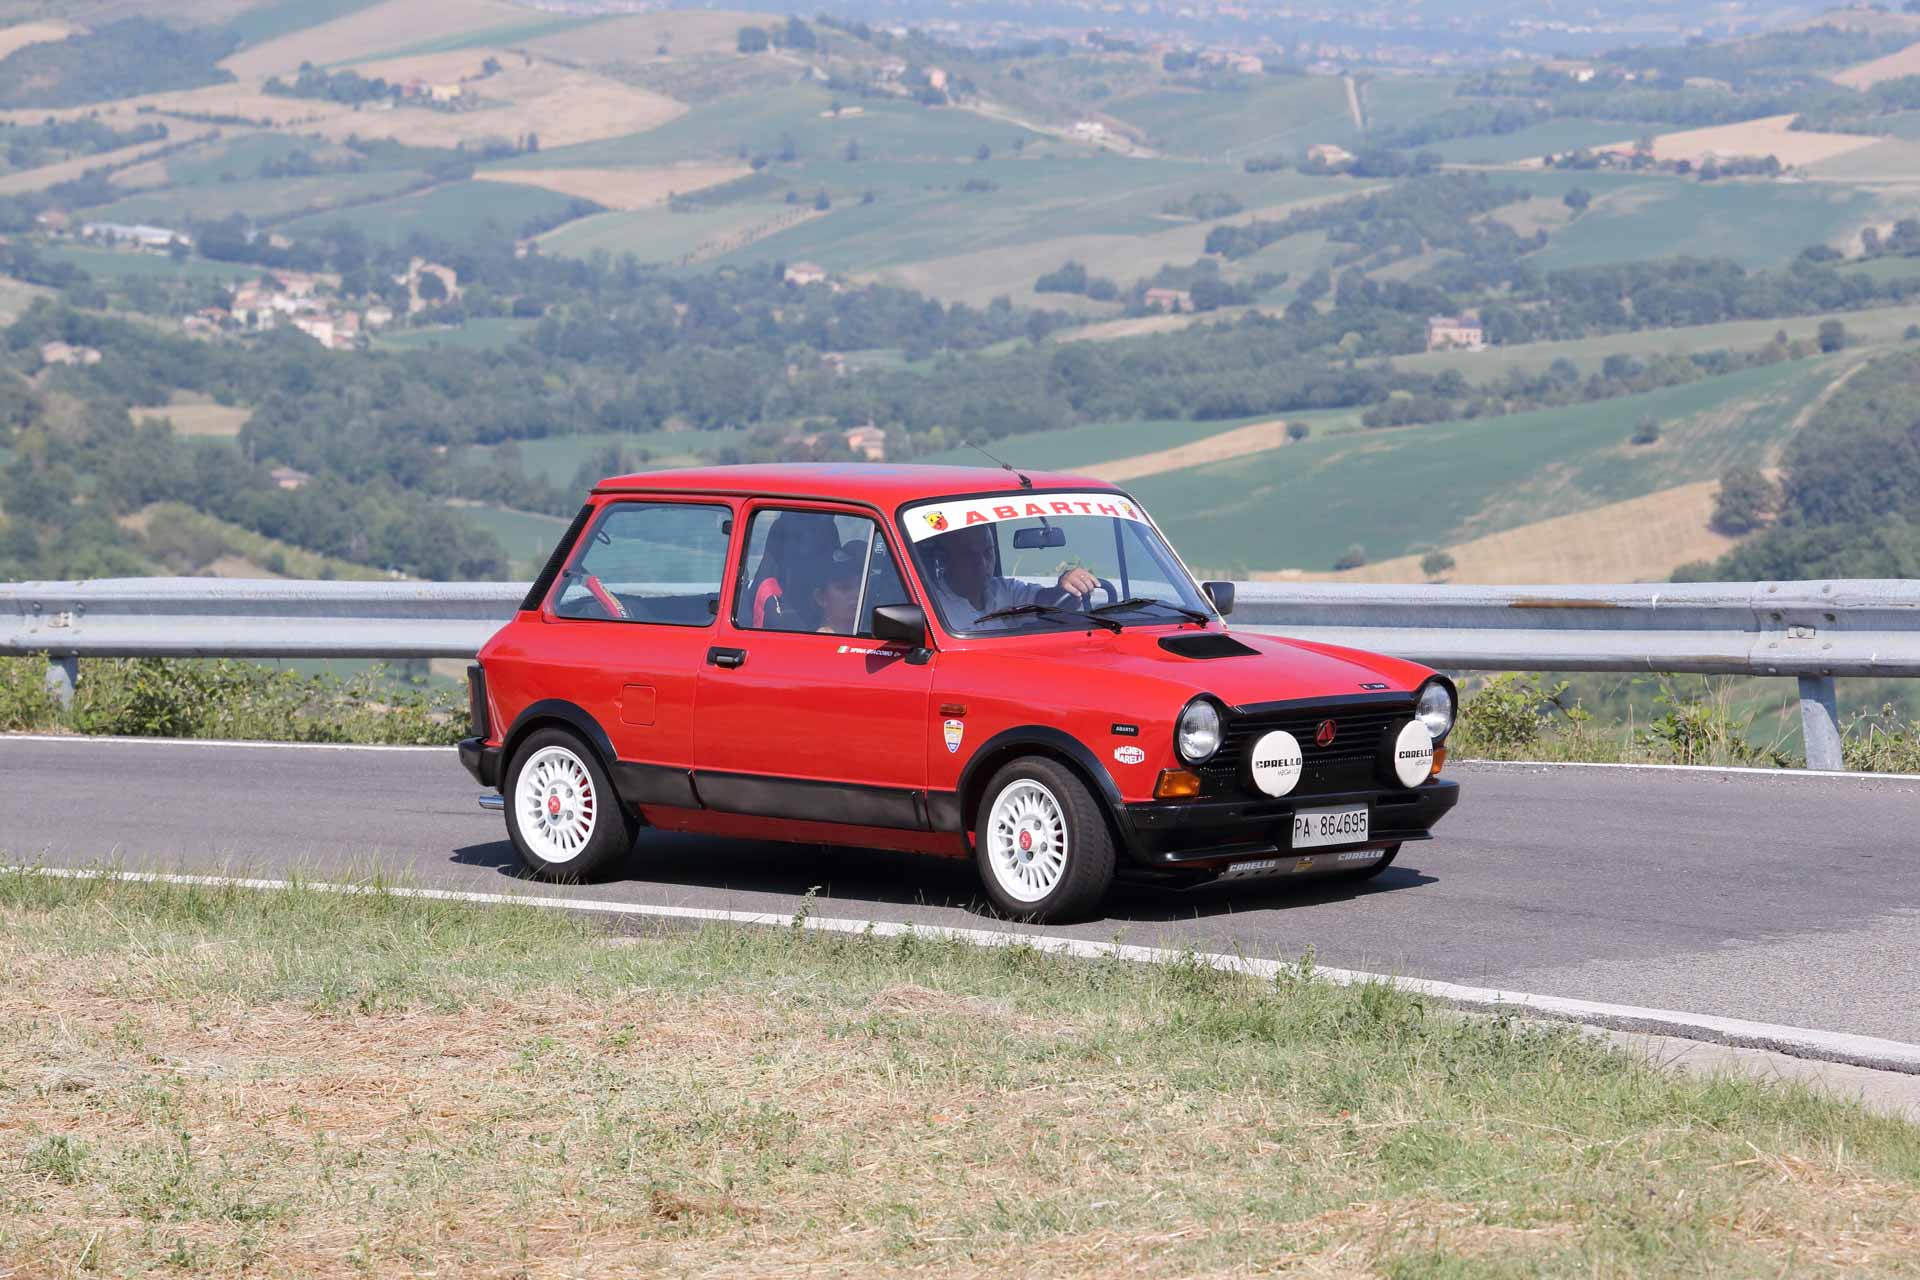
[
  {"x1": 1202, "y1": 581, "x2": 1235, "y2": 616},
  {"x1": 871, "y1": 603, "x2": 928, "y2": 645}
]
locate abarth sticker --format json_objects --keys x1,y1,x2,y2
[
  {"x1": 942, "y1": 719, "x2": 964, "y2": 753},
  {"x1": 924, "y1": 510, "x2": 949, "y2": 532},
  {"x1": 1113, "y1": 745, "x2": 1145, "y2": 765}
]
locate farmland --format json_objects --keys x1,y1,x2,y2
[
  {"x1": 277, "y1": 179, "x2": 585, "y2": 245},
  {"x1": 1130, "y1": 356, "x2": 1848, "y2": 575}
]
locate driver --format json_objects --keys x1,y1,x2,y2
[{"x1": 925, "y1": 523, "x2": 1099, "y2": 630}]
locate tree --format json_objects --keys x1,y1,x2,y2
[
  {"x1": 1332, "y1": 544, "x2": 1367, "y2": 571},
  {"x1": 1563, "y1": 186, "x2": 1592, "y2": 213},
  {"x1": 1285, "y1": 422, "x2": 1309, "y2": 442},
  {"x1": 1818, "y1": 319, "x2": 1848, "y2": 353},
  {"x1": 975, "y1": 143, "x2": 991, "y2": 162},
  {"x1": 1630, "y1": 418, "x2": 1660, "y2": 446},
  {"x1": 844, "y1": 140, "x2": 859, "y2": 162},
  {"x1": 1420, "y1": 549, "x2": 1455, "y2": 580},
  {"x1": 812, "y1": 189, "x2": 830, "y2": 211},
  {"x1": 1710, "y1": 464, "x2": 1780, "y2": 535},
  {"x1": 416, "y1": 271, "x2": 448, "y2": 304},
  {"x1": 736, "y1": 26, "x2": 769, "y2": 53}
]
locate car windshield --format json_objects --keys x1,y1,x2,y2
[{"x1": 900, "y1": 490, "x2": 1214, "y2": 635}]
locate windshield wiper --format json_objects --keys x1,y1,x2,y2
[
  {"x1": 1089, "y1": 597, "x2": 1211, "y2": 624},
  {"x1": 973, "y1": 602, "x2": 1122, "y2": 632}
]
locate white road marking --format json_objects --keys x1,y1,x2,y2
[
  {"x1": 13, "y1": 865, "x2": 1920, "y2": 1075},
  {"x1": 0, "y1": 734, "x2": 452, "y2": 753}
]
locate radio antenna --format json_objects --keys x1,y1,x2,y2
[{"x1": 969, "y1": 440, "x2": 1033, "y2": 489}]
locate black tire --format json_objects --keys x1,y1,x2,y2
[
  {"x1": 1339, "y1": 843, "x2": 1400, "y2": 881},
  {"x1": 973, "y1": 755, "x2": 1116, "y2": 923},
  {"x1": 503, "y1": 728, "x2": 637, "y2": 883}
]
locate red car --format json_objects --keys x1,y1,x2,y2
[{"x1": 459, "y1": 464, "x2": 1459, "y2": 922}]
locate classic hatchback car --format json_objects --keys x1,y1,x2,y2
[{"x1": 459, "y1": 464, "x2": 1459, "y2": 922}]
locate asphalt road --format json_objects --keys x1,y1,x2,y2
[{"x1": 3, "y1": 736, "x2": 1917, "y2": 1043}]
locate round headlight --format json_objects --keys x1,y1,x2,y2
[
  {"x1": 1176, "y1": 698, "x2": 1222, "y2": 764},
  {"x1": 1416, "y1": 680, "x2": 1455, "y2": 741}
]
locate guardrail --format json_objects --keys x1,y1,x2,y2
[{"x1": 7, "y1": 578, "x2": 1919, "y2": 770}]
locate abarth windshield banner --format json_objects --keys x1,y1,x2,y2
[{"x1": 901, "y1": 492, "x2": 1149, "y2": 542}]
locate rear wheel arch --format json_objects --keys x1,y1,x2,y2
[{"x1": 502, "y1": 699, "x2": 617, "y2": 774}]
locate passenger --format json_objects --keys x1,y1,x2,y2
[
  {"x1": 924, "y1": 524, "x2": 1098, "y2": 630},
  {"x1": 813, "y1": 541, "x2": 867, "y2": 635},
  {"x1": 748, "y1": 513, "x2": 838, "y2": 630}
]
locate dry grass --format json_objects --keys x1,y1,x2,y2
[
  {"x1": 1084, "y1": 418, "x2": 1296, "y2": 483},
  {"x1": 0, "y1": 18, "x2": 78, "y2": 61},
  {"x1": 220, "y1": 0, "x2": 533, "y2": 78},
  {"x1": 1284, "y1": 481, "x2": 1737, "y2": 584},
  {"x1": 2, "y1": 873, "x2": 1918, "y2": 1278},
  {"x1": 141, "y1": 396, "x2": 252, "y2": 439},
  {"x1": 475, "y1": 163, "x2": 748, "y2": 211},
  {"x1": 1601, "y1": 115, "x2": 1883, "y2": 168},
  {"x1": 1834, "y1": 38, "x2": 1920, "y2": 89}
]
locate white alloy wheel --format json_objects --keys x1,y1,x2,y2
[
  {"x1": 985, "y1": 778, "x2": 1069, "y2": 903},
  {"x1": 515, "y1": 744, "x2": 598, "y2": 863}
]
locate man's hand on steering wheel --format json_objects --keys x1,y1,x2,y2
[{"x1": 1056, "y1": 566, "x2": 1100, "y2": 598}]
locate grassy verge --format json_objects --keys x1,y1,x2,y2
[
  {"x1": 2, "y1": 872, "x2": 1918, "y2": 1277},
  {"x1": 1451, "y1": 673, "x2": 1920, "y2": 772},
  {"x1": 0, "y1": 655, "x2": 464, "y2": 745}
]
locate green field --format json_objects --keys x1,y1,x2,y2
[
  {"x1": 376, "y1": 317, "x2": 539, "y2": 351},
  {"x1": 916, "y1": 415, "x2": 1268, "y2": 469},
  {"x1": 1354, "y1": 76, "x2": 1460, "y2": 135},
  {"x1": 468, "y1": 428, "x2": 749, "y2": 487},
  {"x1": 1130, "y1": 356, "x2": 1847, "y2": 574},
  {"x1": 1102, "y1": 75, "x2": 1358, "y2": 159},
  {"x1": 453, "y1": 503, "x2": 572, "y2": 575},
  {"x1": 223, "y1": 0, "x2": 385, "y2": 48},
  {"x1": 81, "y1": 171, "x2": 428, "y2": 227},
  {"x1": 347, "y1": 15, "x2": 612, "y2": 64},
  {"x1": 1429, "y1": 119, "x2": 1653, "y2": 165},
  {"x1": 1521, "y1": 173, "x2": 1887, "y2": 270},
  {"x1": 36, "y1": 245, "x2": 255, "y2": 282},
  {"x1": 1394, "y1": 301, "x2": 1920, "y2": 379},
  {"x1": 539, "y1": 203, "x2": 784, "y2": 264},
  {"x1": 278, "y1": 180, "x2": 589, "y2": 246}
]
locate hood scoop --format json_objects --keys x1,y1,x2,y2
[{"x1": 1158, "y1": 633, "x2": 1259, "y2": 660}]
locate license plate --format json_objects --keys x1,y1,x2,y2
[{"x1": 1291, "y1": 804, "x2": 1368, "y2": 849}]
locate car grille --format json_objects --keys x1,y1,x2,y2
[{"x1": 1196, "y1": 699, "x2": 1415, "y2": 797}]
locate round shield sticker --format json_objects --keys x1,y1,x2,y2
[
  {"x1": 1391, "y1": 720, "x2": 1435, "y2": 787},
  {"x1": 1248, "y1": 730, "x2": 1303, "y2": 797}
]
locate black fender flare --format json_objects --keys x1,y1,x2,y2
[
  {"x1": 502, "y1": 699, "x2": 618, "y2": 772},
  {"x1": 941, "y1": 725, "x2": 1131, "y2": 850}
]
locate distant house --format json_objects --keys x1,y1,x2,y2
[
  {"x1": 1306, "y1": 143, "x2": 1354, "y2": 168},
  {"x1": 1143, "y1": 287, "x2": 1191, "y2": 313},
  {"x1": 427, "y1": 82, "x2": 463, "y2": 102},
  {"x1": 1425, "y1": 313, "x2": 1485, "y2": 352},
  {"x1": 269, "y1": 466, "x2": 312, "y2": 491},
  {"x1": 820, "y1": 351, "x2": 848, "y2": 376},
  {"x1": 364, "y1": 304, "x2": 395, "y2": 329},
  {"x1": 1069, "y1": 120, "x2": 1109, "y2": 141},
  {"x1": 926, "y1": 67, "x2": 948, "y2": 90},
  {"x1": 844, "y1": 423, "x2": 887, "y2": 461},
  {"x1": 34, "y1": 209, "x2": 69, "y2": 233},
  {"x1": 784, "y1": 261, "x2": 828, "y2": 286},
  {"x1": 1232, "y1": 55, "x2": 1263, "y2": 74},
  {"x1": 291, "y1": 314, "x2": 337, "y2": 349},
  {"x1": 39, "y1": 340, "x2": 101, "y2": 366},
  {"x1": 81, "y1": 221, "x2": 188, "y2": 249}
]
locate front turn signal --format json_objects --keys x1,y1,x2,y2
[
  {"x1": 1154, "y1": 769, "x2": 1202, "y2": 799},
  {"x1": 1429, "y1": 745, "x2": 1448, "y2": 778}
]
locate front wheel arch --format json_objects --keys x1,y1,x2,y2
[{"x1": 956, "y1": 728, "x2": 1130, "y2": 857}]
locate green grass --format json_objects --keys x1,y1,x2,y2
[
  {"x1": 345, "y1": 14, "x2": 612, "y2": 64},
  {"x1": 1102, "y1": 74, "x2": 1359, "y2": 159},
  {"x1": 278, "y1": 179, "x2": 589, "y2": 246},
  {"x1": 538, "y1": 202, "x2": 779, "y2": 264},
  {"x1": 1841, "y1": 256, "x2": 1920, "y2": 284},
  {"x1": 1521, "y1": 172, "x2": 1887, "y2": 271},
  {"x1": 453, "y1": 502, "x2": 571, "y2": 575},
  {"x1": 34, "y1": 244, "x2": 255, "y2": 282},
  {"x1": 375, "y1": 316, "x2": 538, "y2": 351},
  {"x1": 915, "y1": 413, "x2": 1285, "y2": 470},
  {"x1": 1132, "y1": 356, "x2": 1844, "y2": 574},
  {"x1": 1429, "y1": 118, "x2": 1662, "y2": 165},
  {"x1": 78, "y1": 171, "x2": 428, "y2": 226},
  {"x1": 0, "y1": 871, "x2": 1914, "y2": 1277},
  {"x1": 162, "y1": 133, "x2": 326, "y2": 187},
  {"x1": 223, "y1": 0, "x2": 385, "y2": 48},
  {"x1": 470, "y1": 428, "x2": 748, "y2": 487},
  {"x1": 1395, "y1": 301, "x2": 1920, "y2": 379}
]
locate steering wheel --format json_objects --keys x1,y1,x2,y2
[{"x1": 1048, "y1": 577, "x2": 1120, "y2": 610}]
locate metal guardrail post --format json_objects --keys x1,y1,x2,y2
[
  {"x1": 44, "y1": 655, "x2": 76, "y2": 709},
  {"x1": 1797, "y1": 675, "x2": 1843, "y2": 771}
]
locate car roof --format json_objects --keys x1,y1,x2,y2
[{"x1": 592, "y1": 463, "x2": 1121, "y2": 508}]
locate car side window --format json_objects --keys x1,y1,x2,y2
[
  {"x1": 734, "y1": 508, "x2": 913, "y2": 637},
  {"x1": 550, "y1": 501, "x2": 731, "y2": 625}
]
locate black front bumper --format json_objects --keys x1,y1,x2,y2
[
  {"x1": 458, "y1": 736, "x2": 504, "y2": 790},
  {"x1": 1119, "y1": 778, "x2": 1459, "y2": 868}
]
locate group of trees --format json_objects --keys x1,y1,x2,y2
[
  {"x1": 1680, "y1": 349, "x2": 1920, "y2": 580},
  {"x1": 0, "y1": 19, "x2": 235, "y2": 108}
]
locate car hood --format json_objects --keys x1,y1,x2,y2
[{"x1": 994, "y1": 626, "x2": 1432, "y2": 708}]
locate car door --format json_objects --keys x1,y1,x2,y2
[
  {"x1": 693, "y1": 503, "x2": 935, "y2": 830},
  {"x1": 529, "y1": 496, "x2": 736, "y2": 806}
]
